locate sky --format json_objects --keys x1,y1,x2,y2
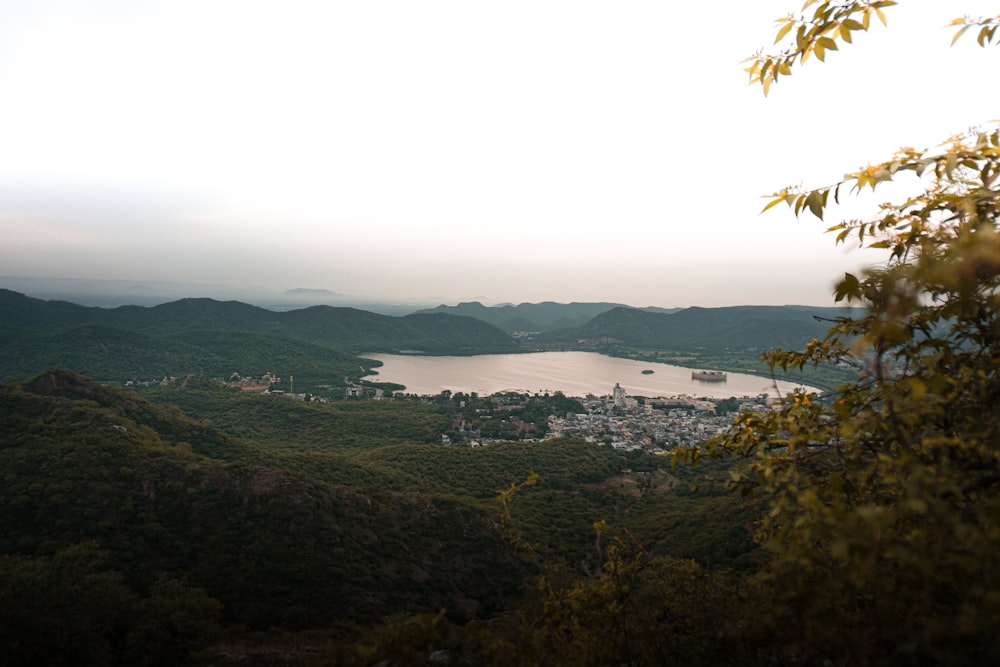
[{"x1": 0, "y1": 0, "x2": 997, "y2": 308}]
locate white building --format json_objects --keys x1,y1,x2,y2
[{"x1": 613, "y1": 382, "x2": 626, "y2": 407}]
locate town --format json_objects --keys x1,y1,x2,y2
[
  {"x1": 136, "y1": 371, "x2": 774, "y2": 454},
  {"x1": 443, "y1": 382, "x2": 771, "y2": 453}
]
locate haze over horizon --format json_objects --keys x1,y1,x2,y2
[
  {"x1": 0, "y1": 274, "x2": 694, "y2": 311},
  {"x1": 2, "y1": 1, "x2": 997, "y2": 308}
]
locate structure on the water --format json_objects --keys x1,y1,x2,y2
[{"x1": 691, "y1": 370, "x2": 727, "y2": 382}]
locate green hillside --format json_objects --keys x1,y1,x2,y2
[
  {"x1": 0, "y1": 370, "x2": 529, "y2": 632},
  {"x1": 419, "y1": 300, "x2": 681, "y2": 333},
  {"x1": 0, "y1": 324, "x2": 376, "y2": 389},
  {"x1": 0, "y1": 290, "x2": 518, "y2": 388},
  {"x1": 134, "y1": 379, "x2": 758, "y2": 568},
  {"x1": 545, "y1": 304, "x2": 852, "y2": 351},
  {"x1": 0, "y1": 325, "x2": 214, "y2": 380},
  {"x1": 0, "y1": 289, "x2": 517, "y2": 354},
  {"x1": 1, "y1": 290, "x2": 858, "y2": 393},
  {"x1": 0, "y1": 367, "x2": 769, "y2": 663}
]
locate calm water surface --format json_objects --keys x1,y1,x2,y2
[{"x1": 361, "y1": 351, "x2": 812, "y2": 398}]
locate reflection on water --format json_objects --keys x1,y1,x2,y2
[{"x1": 361, "y1": 351, "x2": 812, "y2": 398}]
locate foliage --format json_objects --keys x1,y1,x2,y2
[
  {"x1": 745, "y1": 0, "x2": 898, "y2": 95},
  {"x1": 0, "y1": 290, "x2": 519, "y2": 390},
  {"x1": 1, "y1": 366, "x2": 768, "y2": 663},
  {"x1": 0, "y1": 371, "x2": 531, "y2": 637},
  {"x1": 327, "y1": 525, "x2": 748, "y2": 667},
  {"x1": 418, "y1": 300, "x2": 654, "y2": 333},
  {"x1": 538, "y1": 304, "x2": 848, "y2": 351},
  {"x1": 140, "y1": 382, "x2": 451, "y2": 452},
  {"x1": 508, "y1": 544, "x2": 744, "y2": 667},
  {"x1": 746, "y1": 1, "x2": 1000, "y2": 95},
  {"x1": 679, "y1": 2, "x2": 1000, "y2": 663},
  {"x1": 0, "y1": 543, "x2": 222, "y2": 667}
]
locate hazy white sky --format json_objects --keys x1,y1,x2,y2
[{"x1": 1, "y1": 0, "x2": 997, "y2": 307}]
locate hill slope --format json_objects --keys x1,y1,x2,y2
[
  {"x1": 419, "y1": 300, "x2": 679, "y2": 333},
  {"x1": 0, "y1": 290, "x2": 518, "y2": 384},
  {"x1": 0, "y1": 289, "x2": 516, "y2": 353},
  {"x1": 544, "y1": 304, "x2": 851, "y2": 351},
  {"x1": 0, "y1": 369, "x2": 529, "y2": 629}
]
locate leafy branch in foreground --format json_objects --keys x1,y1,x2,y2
[
  {"x1": 674, "y1": 1, "x2": 1000, "y2": 663},
  {"x1": 745, "y1": 1, "x2": 1000, "y2": 95},
  {"x1": 948, "y1": 13, "x2": 1000, "y2": 46},
  {"x1": 744, "y1": 0, "x2": 898, "y2": 95}
]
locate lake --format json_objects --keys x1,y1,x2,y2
[{"x1": 360, "y1": 351, "x2": 813, "y2": 398}]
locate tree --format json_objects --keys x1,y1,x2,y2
[
  {"x1": 0, "y1": 544, "x2": 222, "y2": 667},
  {"x1": 0, "y1": 544, "x2": 135, "y2": 667},
  {"x1": 688, "y1": 2, "x2": 1000, "y2": 663}
]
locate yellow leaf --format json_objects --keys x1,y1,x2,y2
[
  {"x1": 951, "y1": 24, "x2": 971, "y2": 46},
  {"x1": 761, "y1": 196, "x2": 787, "y2": 214},
  {"x1": 817, "y1": 36, "x2": 838, "y2": 50},
  {"x1": 760, "y1": 59, "x2": 773, "y2": 80},
  {"x1": 806, "y1": 190, "x2": 824, "y2": 220},
  {"x1": 775, "y1": 19, "x2": 794, "y2": 44}
]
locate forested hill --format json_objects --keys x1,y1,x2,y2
[
  {"x1": 540, "y1": 304, "x2": 853, "y2": 351},
  {"x1": 0, "y1": 289, "x2": 854, "y2": 388},
  {"x1": 418, "y1": 300, "x2": 680, "y2": 333},
  {"x1": 0, "y1": 290, "x2": 518, "y2": 385},
  {"x1": 0, "y1": 289, "x2": 516, "y2": 352},
  {"x1": 0, "y1": 369, "x2": 529, "y2": 636}
]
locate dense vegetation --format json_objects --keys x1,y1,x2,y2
[
  {"x1": 0, "y1": 368, "x2": 757, "y2": 664},
  {"x1": 2, "y1": 289, "x2": 855, "y2": 395},
  {"x1": 544, "y1": 304, "x2": 850, "y2": 351},
  {"x1": 0, "y1": 290, "x2": 520, "y2": 392},
  {"x1": 1, "y1": 288, "x2": 863, "y2": 394},
  {"x1": 418, "y1": 301, "x2": 679, "y2": 333}
]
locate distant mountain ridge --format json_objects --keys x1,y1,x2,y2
[
  {"x1": 0, "y1": 289, "x2": 853, "y2": 389},
  {"x1": 0, "y1": 289, "x2": 517, "y2": 385},
  {"x1": 0, "y1": 289, "x2": 515, "y2": 351},
  {"x1": 540, "y1": 304, "x2": 852, "y2": 351},
  {"x1": 418, "y1": 300, "x2": 680, "y2": 333}
]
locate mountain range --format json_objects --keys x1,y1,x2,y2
[
  {"x1": 418, "y1": 301, "x2": 680, "y2": 333},
  {"x1": 549, "y1": 304, "x2": 852, "y2": 351},
  {"x1": 0, "y1": 289, "x2": 853, "y2": 390},
  {"x1": 0, "y1": 289, "x2": 517, "y2": 386}
]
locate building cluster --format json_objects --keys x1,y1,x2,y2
[
  {"x1": 228, "y1": 371, "x2": 281, "y2": 392},
  {"x1": 544, "y1": 386, "x2": 770, "y2": 453}
]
